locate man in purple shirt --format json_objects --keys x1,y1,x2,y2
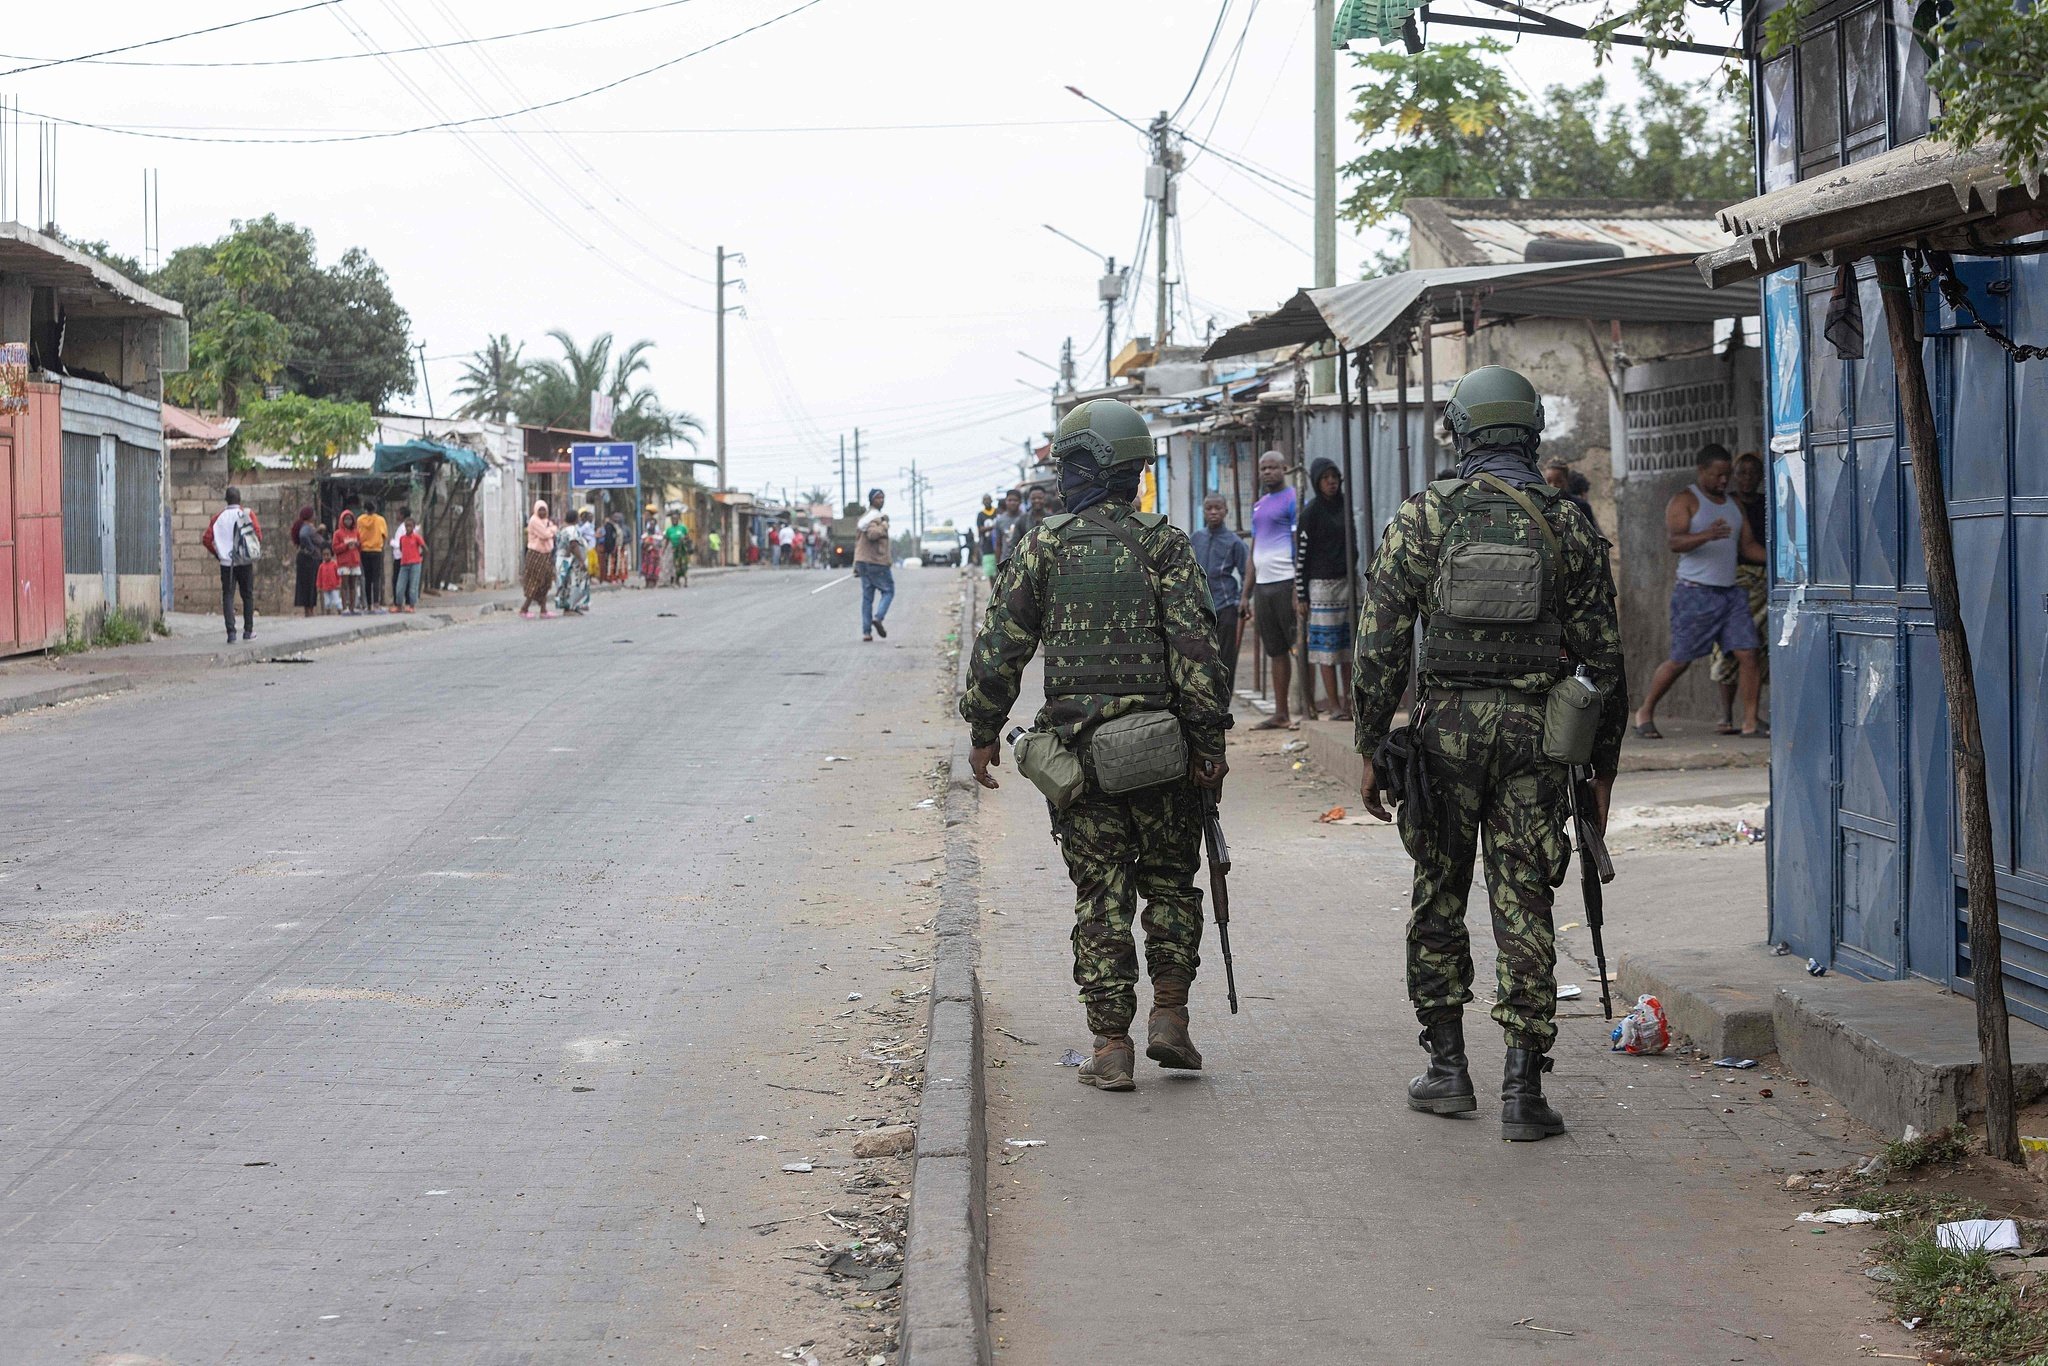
[{"x1": 1245, "y1": 450, "x2": 1299, "y2": 729}]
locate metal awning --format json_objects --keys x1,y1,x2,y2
[
  {"x1": 1697, "y1": 140, "x2": 2048, "y2": 288},
  {"x1": 1204, "y1": 254, "x2": 1758, "y2": 361},
  {"x1": 374, "y1": 439, "x2": 487, "y2": 480}
]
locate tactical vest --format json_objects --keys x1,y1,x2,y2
[
  {"x1": 1417, "y1": 475, "x2": 1569, "y2": 689},
  {"x1": 1038, "y1": 509, "x2": 1172, "y2": 699}
]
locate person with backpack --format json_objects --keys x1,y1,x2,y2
[
  {"x1": 203, "y1": 486, "x2": 263, "y2": 643},
  {"x1": 1350, "y1": 366, "x2": 1626, "y2": 1144}
]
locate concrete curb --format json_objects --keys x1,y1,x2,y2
[
  {"x1": 0, "y1": 676, "x2": 136, "y2": 719},
  {"x1": 902, "y1": 577, "x2": 991, "y2": 1366}
]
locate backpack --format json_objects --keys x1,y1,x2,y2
[{"x1": 231, "y1": 509, "x2": 262, "y2": 565}]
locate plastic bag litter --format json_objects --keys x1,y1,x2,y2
[
  {"x1": 1936, "y1": 1218, "x2": 2021, "y2": 1252},
  {"x1": 1712, "y1": 1057, "x2": 1759, "y2": 1069},
  {"x1": 1556, "y1": 984, "x2": 1583, "y2": 1001},
  {"x1": 1795, "y1": 1208, "x2": 1891, "y2": 1225},
  {"x1": 1609, "y1": 994, "x2": 1671, "y2": 1054},
  {"x1": 1057, "y1": 1048, "x2": 1086, "y2": 1067}
]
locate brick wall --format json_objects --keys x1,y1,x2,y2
[{"x1": 169, "y1": 454, "x2": 314, "y2": 621}]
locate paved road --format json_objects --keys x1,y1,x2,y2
[
  {"x1": 976, "y1": 662, "x2": 1917, "y2": 1364},
  {"x1": 0, "y1": 567, "x2": 959, "y2": 1365}
]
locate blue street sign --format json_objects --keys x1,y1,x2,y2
[{"x1": 569, "y1": 442, "x2": 638, "y2": 489}]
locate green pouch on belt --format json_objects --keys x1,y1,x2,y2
[
  {"x1": 1088, "y1": 710, "x2": 1189, "y2": 795},
  {"x1": 1542, "y1": 673, "x2": 1606, "y2": 765},
  {"x1": 1012, "y1": 729, "x2": 1086, "y2": 810}
]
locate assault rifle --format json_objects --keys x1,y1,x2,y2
[
  {"x1": 1566, "y1": 764, "x2": 1616, "y2": 1019},
  {"x1": 1200, "y1": 791, "x2": 1241, "y2": 1014}
]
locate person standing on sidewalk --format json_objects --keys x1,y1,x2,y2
[
  {"x1": 1244, "y1": 450, "x2": 1299, "y2": 729},
  {"x1": 1189, "y1": 493, "x2": 1248, "y2": 708},
  {"x1": 854, "y1": 488, "x2": 894, "y2": 641},
  {"x1": 1352, "y1": 366, "x2": 1626, "y2": 1143},
  {"x1": 357, "y1": 499, "x2": 389, "y2": 612},
  {"x1": 960, "y1": 399, "x2": 1230, "y2": 1094},
  {"x1": 1631, "y1": 445, "x2": 1768, "y2": 739},
  {"x1": 1295, "y1": 458, "x2": 1356, "y2": 722},
  {"x1": 391, "y1": 507, "x2": 426, "y2": 613},
  {"x1": 203, "y1": 486, "x2": 262, "y2": 643}
]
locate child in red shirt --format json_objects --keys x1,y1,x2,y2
[
  {"x1": 316, "y1": 550, "x2": 342, "y2": 613},
  {"x1": 393, "y1": 506, "x2": 426, "y2": 612}
]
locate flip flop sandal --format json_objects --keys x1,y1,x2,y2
[
  {"x1": 1633, "y1": 721, "x2": 1664, "y2": 740},
  {"x1": 1715, "y1": 723, "x2": 1741, "y2": 735},
  {"x1": 1742, "y1": 723, "x2": 1771, "y2": 738},
  {"x1": 1250, "y1": 716, "x2": 1292, "y2": 731}
]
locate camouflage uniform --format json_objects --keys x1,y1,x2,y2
[
  {"x1": 959, "y1": 503, "x2": 1231, "y2": 1036},
  {"x1": 1353, "y1": 467, "x2": 1626, "y2": 1050}
]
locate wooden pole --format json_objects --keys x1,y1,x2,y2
[{"x1": 1874, "y1": 250, "x2": 2020, "y2": 1163}]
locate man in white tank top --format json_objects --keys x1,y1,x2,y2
[{"x1": 1632, "y1": 445, "x2": 1768, "y2": 739}]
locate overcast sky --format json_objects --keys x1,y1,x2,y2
[{"x1": 3, "y1": 1, "x2": 1736, "y2": 526}]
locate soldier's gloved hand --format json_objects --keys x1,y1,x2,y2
[
  {"x1": 970, "y1": 742, "x2": 1002, "y2": 790},
  {"x1": 1192, "y1": 756, "x2": 1228, "y2": 789},
  {"x1": 1359, "y1": 758, "x2": 1392, "y2": 823}
]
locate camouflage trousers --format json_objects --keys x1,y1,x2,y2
[
  {"x1": 1053, "y1": 775, "x2": 1204, "y2": 1037},
  {"x1": 1394, "y1": 694, "x2": 1568, "y2": 1051}
]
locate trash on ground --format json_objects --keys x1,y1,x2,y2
[
  {"x1": 781, "y1": 1162, "x2": 815, "y2": 1174},
  {"x1": 1281, "y1": 739, "x2": 1306, "y2": 753},
  {"x1": 2022, "y1": 1135, "x2": 2048, "y2": 1154},
  {"x1": 1795, "y1": 1208, "x2": 1892, "y2": 1225},
  {"x1": 1511, "y1": 1318, "x2": 1575, "y2": 1336},
  {"x1": 744, "y1": 815, "x2": 757, "y2": 823},
  {"x1": 1290, "y1": 761, "x2": 1304, "y2": 771},
  {"x1": 1004, "y1": 1138, "x2": 1047, "y2": 1148},
  {"x1": 1784, "y1": 1173, "x2": 1810, "y2": 1190},
  {"x1": 1712, "y1": 1057, "x2": 1759, "y2": 1069},
  {"x1": 1735, "y1": 818, "x2": 1766, "y2": 844},
  {"x1": 1317, "y1": 806, "x2": 1347, "y2": 823},
  {"x1": 747, "y1": 1135, "x2": 768, "y2": 1142},
  {"x1": 1058, "y1": 1048, "x2": 1086, "y2": 1067},
  {"x1": 1556, "y1": 984, "x2": 1583, "y2": 1001},
  {"x1": 1866, "y1": 1265, "x2": 1900, "y2": 1282},
  {"x1": 1900, "y1": 1316, "x2": 1922, "y2": 1330},
  {"x1": 913, "y1": 798, "x2": 937, "y2": 809},
  {"x1": 1936, "y1": 1218, "x2": 2021, "y2": 1252},
  {"x1": 1902, "y1": 1123, "x2": 1922, "y2": 1143},
  {"x1": 853, "y1": 1124, "x2": 916, "y2": 1159},
  {"x1": 1610, "y1": 994, "x2": 1671, "y2": 1055},
  {"x1": 693, "y1": 1203, "x2": 707, "y2": 1226},
  {"x1": 1772, "y1": 941, "x2": 1793, "y2": 956},
  {"x1": 1556, "y1": 921, "x2": 1581, "y2": 934},
  {"x1": 1806, "y1": 957, "x2": 1827, "y2": 977},
  {"x1": 824, "y1": 755, "x2": 851, "y2": 763},
  {"x1": 846, "y1": 992, "x2": 863, "y2": 1001}
]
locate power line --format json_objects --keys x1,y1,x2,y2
[
  {"x1": 1172, "y1": 1, "x2": 1235, "y2": 123},
  {"x1": 0, "y1": 0, "x2": 339, "y2": 78},
  {"x1": 0, "y1": 0, "x2": 705, "y2": 71},
  {"x1": 12, "y1": 0, "x2": 834, "y2": 146},
  {"x1": 1, "y1": 117, "x2": 1114, "y2": 136}
]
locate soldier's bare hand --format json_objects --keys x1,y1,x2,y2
[
  {"x1": 1192, "y1": 757, "x2": 1228, "y2": 789},
  {"x1": 1359, "y1": 759, "x2": 1392, "y2": 823},
  {"x1": 970, "y1": 742, "x2": 1001, "y2": 790}
]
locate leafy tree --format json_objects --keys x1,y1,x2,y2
[
  {"x1": 49, "y1": 231, "x2": 148, "y2": 282},
  {"x1": 1340, "y1": 41, "x2": 1752, "y2": 229},
  {"x1": 166, "y1": 239, "x2": 292, "y2": 414},
  {"x1": 451, "y1": 334, "x2": 530, "y2": 421},
  {"x1": 516, "y1": 329, "x2": 702, "y2": 451},
  {"x1": 237, "y1": 392, "x2": 377, "y2": 472},
  {"x1": 153, "y1": 215, "x2": 412, "y2": 409}
]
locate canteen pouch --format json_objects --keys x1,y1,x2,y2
[
  {"x1": 1542, "y1": 674, "x2": 1605, "y2": 765},
  {"x1": 1012, "y1": 729, "x2": 1085, "y2": 811},
  {"x1": 1435, "y1": 541, "x2": 1543, "y2": 624},
  {"x1": 1088, "y1": 710, "x2": 1189, "y2": 795}
]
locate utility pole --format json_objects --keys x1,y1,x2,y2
[
  {"x1": 1312, "y1": 0, "x2": 1338, "y2": 395},
  {"x1": 853, "y1": 428, "x2": 862, "y2": 504},
  {"x1": 415, "y1": 342, "x2": 435, "y2": 418},
  {"x1": 1147, "y1": 111, "x2": 1178, "y2": 354},
  {"x1": 1101, "y1": 257, "x2": 1119, "y2": 384},
  {"x1": 838, "y1": 434, "x2": 847, "y2": 511},
  {"x1": 1060, "y1": 336, "x2": 1076, "y2": 394},
  {"x1": 716, "y1": 245, "x2": 745, "y2": 563}
]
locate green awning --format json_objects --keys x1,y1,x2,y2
[{"x1": 373, "y1": 439, "x2": 487, "y2": 480}]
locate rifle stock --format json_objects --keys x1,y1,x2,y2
[{"x1": 1201, "y1": 792, "x2": 1240, "y2": 1015}]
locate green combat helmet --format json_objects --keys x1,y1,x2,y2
[
  {"x1": 1052, "y1": 399, "x2": 1154, "y2": 466},
  {"x1": 1442, "y1": 365, "x2": 1544, "y2": 442}
]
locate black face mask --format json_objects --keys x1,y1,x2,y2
[{"x1": 1058, "y1": 450, "x2": 1142, "y2": 516}]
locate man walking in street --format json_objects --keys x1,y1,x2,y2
[
  {"x1": 960, "y1": 398, "x2": 1230, "y2": 1094},
  {"x1": 203, "y1": 486, "x2": 262, "y2": 643},
  {"x1": 1631, "y1": 444, "x2": 1768, "y2": 739},
  {"x1": 1352, "y1": 366, "x2": 1626, "y2": 1143},
  {"x1": 1708, "y1": 451, "x2": 1770, "y2": 733},
  {"x1": 1190, "y1": 492, "x2": 1248, "y2": 708},
  {"x1": 854, "y1": 488, "x2": 894, "y2": 642},
  {"x1": 1245, "y1": 450, "x2": 1299, "y2": 730}
]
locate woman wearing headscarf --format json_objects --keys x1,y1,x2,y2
[
  {"x1": 640, "y1": 516, "x2": 664, "y2": 588},
  {"x1": 521, "y1": 501, "x2": 556, "y2": 618},
  {"x1": 1295, "y1": 458, "x2": 1356, "y2": 721},
  {"x1": 289, "y1": 505, "x2": 323, "y2": 618}
]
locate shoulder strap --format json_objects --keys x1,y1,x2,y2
[
  {"x1": 1427, "y1": 478, "x2": 1467, "y2": 498},
  {"x1": 1042, "y1": 513, "x2": 1078, "y2": 533},
  {"x1": 1472, "y1": 473, "x2": 1561, "y2": 558}
]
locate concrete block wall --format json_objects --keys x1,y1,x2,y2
[{"x1": 169, "y1": 452, "x2": 312, "y2": 620}]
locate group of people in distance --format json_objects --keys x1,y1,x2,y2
[
  {"x1": 518, "y1": 501, "x2": 693, "y2": 618},
  {"x1": 287, "y1": 498, "x2": 425, "y2": 621}
]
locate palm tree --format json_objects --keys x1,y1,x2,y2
[{"x1": 450, "y1": 335, "x2": 530, "y2": 421}]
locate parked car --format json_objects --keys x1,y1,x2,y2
[{"x1": 920, "y1": 525, "x2": 962, "y2": 567}]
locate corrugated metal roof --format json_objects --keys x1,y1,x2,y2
[
  {"x1": 1445, "y1": 214, "x2": 1726, "y2": 263},
  {"x1": 1205, "y1": 255, "x2": 1758, "y2": 361},
  {"x1": 1698, "y1": 140, "x2": 2048, "y2": 287}
]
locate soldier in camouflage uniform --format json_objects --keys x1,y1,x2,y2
[
  {"x1": 1352, "y1": 366, "x2": 1626, "y2": 1142},
  {"x1": 960, "y1": 399, "x2": 1231, "y2": 1092}
]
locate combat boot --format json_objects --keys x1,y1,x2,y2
[
  {"x1": 1501, "y1": 1046, "x2": 1567, "y2": 1141},
  {"x1": 1078, "y1": 1034, "x2": 1136, "y2": 1091},
  {"x1": 1146, "y1": 974, "x2": 1202, "y2": 1070},
  {"x1": 1407, "y1": 1018, "x2": 1477, "y2": 1115}
]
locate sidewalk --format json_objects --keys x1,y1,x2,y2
[
  {"x1": 968, "y1": 669, "x2": 1911, "y2": 1364},
  {"x1": 0, "y1": 587, "x2": 517, "y2": 717}
]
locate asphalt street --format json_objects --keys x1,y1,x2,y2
[{"x1": 0, "y1": 566, "x2": 959, "y2": 1366}]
